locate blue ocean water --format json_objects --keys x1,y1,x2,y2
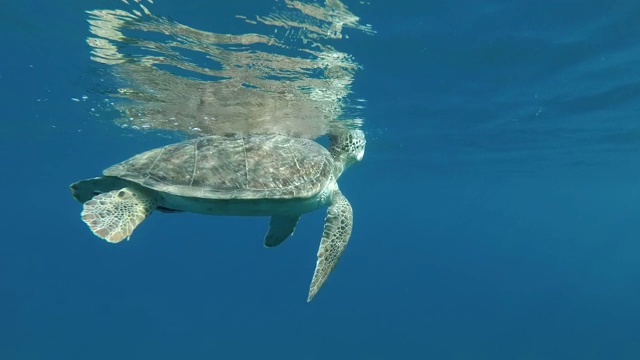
[{"x1": 3, "y1": 0, "x2": 640, "y2": 359}]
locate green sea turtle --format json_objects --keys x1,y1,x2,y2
[{"x1": 70, "y1": 130, "x2": 366, "y2": 302}]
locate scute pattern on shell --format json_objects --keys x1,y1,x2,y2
[{"x1": 103, "y1": 134, "x2": 333, "y2": 200}]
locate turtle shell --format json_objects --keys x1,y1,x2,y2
[{"x1": 103, "y1": 134, "x2": 334, "y2": 200}]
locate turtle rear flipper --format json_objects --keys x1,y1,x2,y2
[{"x1": 81, "y1": 187, "x2": 156, "y2": 243}]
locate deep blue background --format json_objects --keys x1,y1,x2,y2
[{"x1": 2, "y1": 0, "x2": 640, "y2": 359}]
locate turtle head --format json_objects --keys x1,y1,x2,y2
[{"x1": 328, "y1": 129, "x2": 366, "y2": 176}]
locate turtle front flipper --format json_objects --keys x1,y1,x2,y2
[
  {"x1": 307, "y1": 188, "x2": 353, "y2": 302},
  {"x1": 264, "y1": 215, "x2": 300, "y2": 247},
  {"x1": 81, "y1": 187, "x2": 157, "y2": 243}
]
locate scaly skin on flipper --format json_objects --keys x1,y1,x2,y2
[
  {"x1": 81, "y1": 187, "x2": 156, "y2": 243},
  {"x1": 307, "y1": 188, "x2": 353, "y2": 302}
]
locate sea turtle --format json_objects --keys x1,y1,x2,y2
[{"x1": 70, "y1": 129, "x2": 366, "y2": 302}]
